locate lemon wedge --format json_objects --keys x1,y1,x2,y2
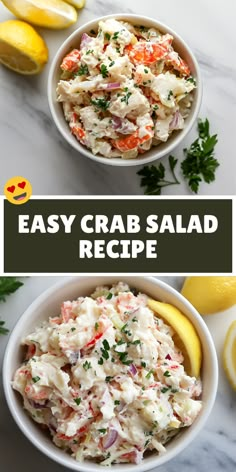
[
  {"x1": 223, "y1": 320, "x2": 236, "y2": 390},
  {"x1": 1, "y1": 0, "x2": 77, "y2": 29},
  {"x1": 181, "y1": 277, "x2": 236, "y2": 315},
  {"x1": 148, "y1": 299, "x2": 202, "y2": 378},
  {"x1": 0, "y1": 20, "x2": 48, "y2": 75},
  {"x1": 64, "y1": 0, "x2": 85, "y2": 8}
]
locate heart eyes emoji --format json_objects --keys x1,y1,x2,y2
[{"x1": 4, "y1": 176, "x2": 32, "y2": 205}]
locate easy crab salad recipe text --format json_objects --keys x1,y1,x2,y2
[
  {"x1": 13, "y1": 283, "x2": 202, "y2": 465},
  {"x1": 56, "y1": 19, "x2": 196, "y2": 159}
]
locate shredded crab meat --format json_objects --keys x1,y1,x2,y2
[
  {"x1": 56, "y1": 19, "x2": 196, "y2": 159},
  {"x1": 13, "y1": 283, "x2": 202, "y2": 465}
]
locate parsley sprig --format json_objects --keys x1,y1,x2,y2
[
  {"x1": 138, "y1": 118, "x2": 219, "y2": 195},
  {"x1": 181, "y1": 118, "x2": 219, "y2": 193},
  {"x1": 0, "y1": 277, "x2": 23, "y2": 336},
  {"x1": 138, "y1": 156, "x2": 180, "y2": 195}
]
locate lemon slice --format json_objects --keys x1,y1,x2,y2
[
  {"x1": 181, "y1": 277, "x2": 236, "y2": 315},
  {"x1": 1, "y1": 0, "x2": 77, "y2": 29},
  {"x1": 148, "y1": 299, "x2": 202, "y2": 378},
  {"x1": 64, "y1": 0, "x2": 85, "y2": 8},
  {"x1": 223, "y1": 320, "x2": 236, "y2": 390},
  {"x1": 0, "y1": 20, "x2": 48, "y2": 75}
]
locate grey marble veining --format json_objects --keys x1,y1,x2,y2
[
  {"x1": 0, "y1": 0, "x2": 236, "y2": 195},
  {"x1": 0, "y1": 276, "x2": 235, "y2": 472}
]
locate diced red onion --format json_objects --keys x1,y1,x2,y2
[
  {"x1": 129, "y1": 364, "x2": 137, "y2": 376},
  {"x1": 29, "y1": 399, "x2": 49, "y2": 409},
  {"x1": 165, "y1": 354, "x2": 172, "y2": 360},
  {"x1": 169, "y1": 111, "x2": 182, "y2": 131},
  {"x1": 80, "y1": 33, "x2": 93, "y2": 50},
  {"x1": 116, "y1": 401, "x2": 126, "y2": 413},
  {"x1": 112, "y1": 116, "x2": 122, "y2": 129},
  {"x1": 105, "y1": 82, "x2": 121, "y2": 90},
  {"x1": 103, "y1": 429, "x2": 118, "y2": 449}
]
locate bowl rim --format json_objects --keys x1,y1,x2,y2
[
  {"x1": 47, "y1": 13, "x2": 203, "y2": 167},
  {"x1": 3, "y1": 276, "x2": 218, "y2": 472}
]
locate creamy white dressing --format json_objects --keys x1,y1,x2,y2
[
  {"x1": 13, "y1": 283, "x2": 202, "y2": 465},
  {"x1": 56, "y1": 19, "x2": 196, "y2": 159}
]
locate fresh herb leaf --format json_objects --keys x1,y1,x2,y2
[
  {"x1": 132, "y1": 317, "x2": 138, "y2": 322},
  {"x1": 146, "y1": 370, "x2": 154, "y2": 379},
  {"x1": 91, "y1": 98, "x2": 110, "y2": 111},
  {"x1": 114, "y1": 400, "x2": 120, "y2": 405},
  {"x1": 0, "y1": 320, "x2": 9, "y2": 335},
  {"x1": 103, "y1": 339, "x2": 110, "y2": 350},
  {"x1": 95, "y1": 322, "x2": 99, "y2": 331},
  {"x1": 0, "y1": 277, "x2": 23, "y2": 302},
  {"x1": 98, "y1": 428, "x2": 107, "y2": 434},
  {"x1": 106, "y1": 292, "x2": 113, "y2": 300},
  {"x1": 105, "y1": 33, "x2": 111, "y2": 40},
  {"x1": 121, "y1": 91, "x2": 132, "y2": 105},
  {"x1": 167, "y1": 90, "x2": 173, "y2": 100},
  {"x1": 109, "y1": 61, "x2": 115, "y2": 67},
  {"x1": 163, "y1": 370, "x2": 171, "y2": 377},
  {"x1": 32, "y1": 376, "x2": 40, "y2": 383},
  {"x1": 100, "y1": 64, "x2": 109, "y2": 78},
  {"x1": 138, "y1": 155, "x2": 180, "y2": 195},
  {"x1": 141, "y1": 361, "x2": 146, "y2": 368},
  {"x1": 105, "y1": 376, "x2": 114, "y2": 383},
  {"x1": 86, "y1": 49, "x2": 94, "y2": 55},
  {"x1": 74, "y1": 64, "x2": 89, "y2": 76},
  {"x1": 131, "y1": 340, "x2": 141, "y2": 345},
  {"x1": 161, "y1": 387, "x2": 169, "y2": 393},
  {"x1": 181, "y1": 118, "x2": 219, "y2": 193},
  {"x1": 112, "y1": 32, "x2": 119, "y2": 41},
  {"x1": 83, "y1": 361, "x2": 91, "y2": 371},
  {"x1": 98, "y1": 357, "x2": 104, "y2": 365},
  {"x1": 71, "y1": 327, "x2": 76, "y2": 332},
  {"x1": 74, "y1": 397, "x2": 81, "y2": 405},
  {"x1": 101, "y1": 348, "x2": 109, "y2": 360}
]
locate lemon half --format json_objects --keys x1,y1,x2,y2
[
  {"x1": 181, "y1": 277, "x2": 236, "y2": 315},
  {"x1": 1, "y1": 0, "x2": 77, "y2": 29},
  {"x1": 148, "y1": 299, "x2": 202, "y2": 378},
  {"x1": 223, "y1": 320, "x2": 236, "y2": 390},
  {"x1": 0, "y1": 20, "x2": 48, "y2": 75}
]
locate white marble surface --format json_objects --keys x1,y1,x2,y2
[
  {"x1": 0, "y1": 276, "x2": 236, "y2": 472},
  {"x1": 0, "y1": 0, "x2": 236, "y2": 195}
]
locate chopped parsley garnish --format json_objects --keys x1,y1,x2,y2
[
  {"x1": 153, "y1": 104, "x2": 159, "y2": 110},
  {"x1": 101, "y1": 348, "x2": 109, "y2": 360},
  {"x1": 105, "y1": 33, "x2": 111, "y2": 40},
  {"x1": 164, "y1": 370, "x2": 171, "y2": 377},
  {"x1": 187, "y1": 76, "x2": 196, "y2": 85},
  {"x1": 144, "y1": 439, "x2": 150, "y2": 448},
  {"x1": 0, "y1": 320, "x2": 9, "y2": 335},
  {"x1": 141, "y1": 361, "x2": 146, "y2": 368},
  {"x1": 91, "y1": 98, "x2": 110, "y2": 111},
  {"x1": 114, "y1": 400, "x2": 120, "y2": 405},
  {"x1": 171, "y1": 388, "x2": 178, "y2": 393},
  {"x1": 131, "y1": 339, "x2": 141, "y2": 345},
  {"x1": 103, "y1": 339, "x2": 110, "y2": 350},
  {"x1": 98, "y1": 428, "x2": 107, "y2": 434},
  {"x1": 74, "y1": 64, "x2": 89, "y2": 76},
  {"x1": 112, "y1": 32, "x2": 119, "y2": 41},
  {"x1": 144, "y1": 68, "x2": 149, "y2": 73},
  {"x1": 74, "y1": 397, "x2": 81, "y2": 405},
  {"x1": 116, "y1": 339, "x2": 126, "y2": 345},
  {"x1": 146, "y1": 370, "x2": 154, "y2": 379},
  {"x1": 105, "y1": 376, "x2": 114, "y2": 383},
  {"x1": 122, "y1": 359, "x2": 133, "y2": 366},
  {"x1": 71, "y1": 327, "x2": 76, "y2": 332},
  {"x1": 121, "y1": 323, "x2": 131, "y2": 336},
  {"x1": 86, "y1": 49, "x2": 94, "y2": 55},
  {"x1": 98, "y1": 358, "x2": 104, "y2": 365},
  {"x1": 83, "y1": 361, "x2": 92, "y2": 371},
  {"x1": 32, "y1": 376, "x2": 40, "y2": 383},
  {"x1": 116, "y1": 47, "x2": 121, "y2": 53},
  {"x1": 106, "y1": 292, "x2": 113, "y2": 300},
  {"x1": 95, "y1": 322, "x2": 99, "y2": 331},
  {"x1": 132, "y1": 317, "x2": 138, "y2": 322},
  {"x1": 116, "y1": 351, "x2": 128, "y2": 362},
  {"x1": 167, "y1": 90, "x2": 173, "y2": 100},
  {"x1": 100, "y1": 64, "x2": 109, "y2": 78},
  {"x1": 161, "y1": 387, "x2": 169, "y2": 393},
  {"x1": 109, "y1": 61, "x2": 115, "y2": 67},
  {"x1": 121, "y1": 91, "x2": 132, "y2": 105}
]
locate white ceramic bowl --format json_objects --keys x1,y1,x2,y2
[
  {"x1": 48, "y1": 14, "x2": 202, "y2": 167},
  {"x1": 3, "y1": 277, "x2": 217, "y2": 472}
]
